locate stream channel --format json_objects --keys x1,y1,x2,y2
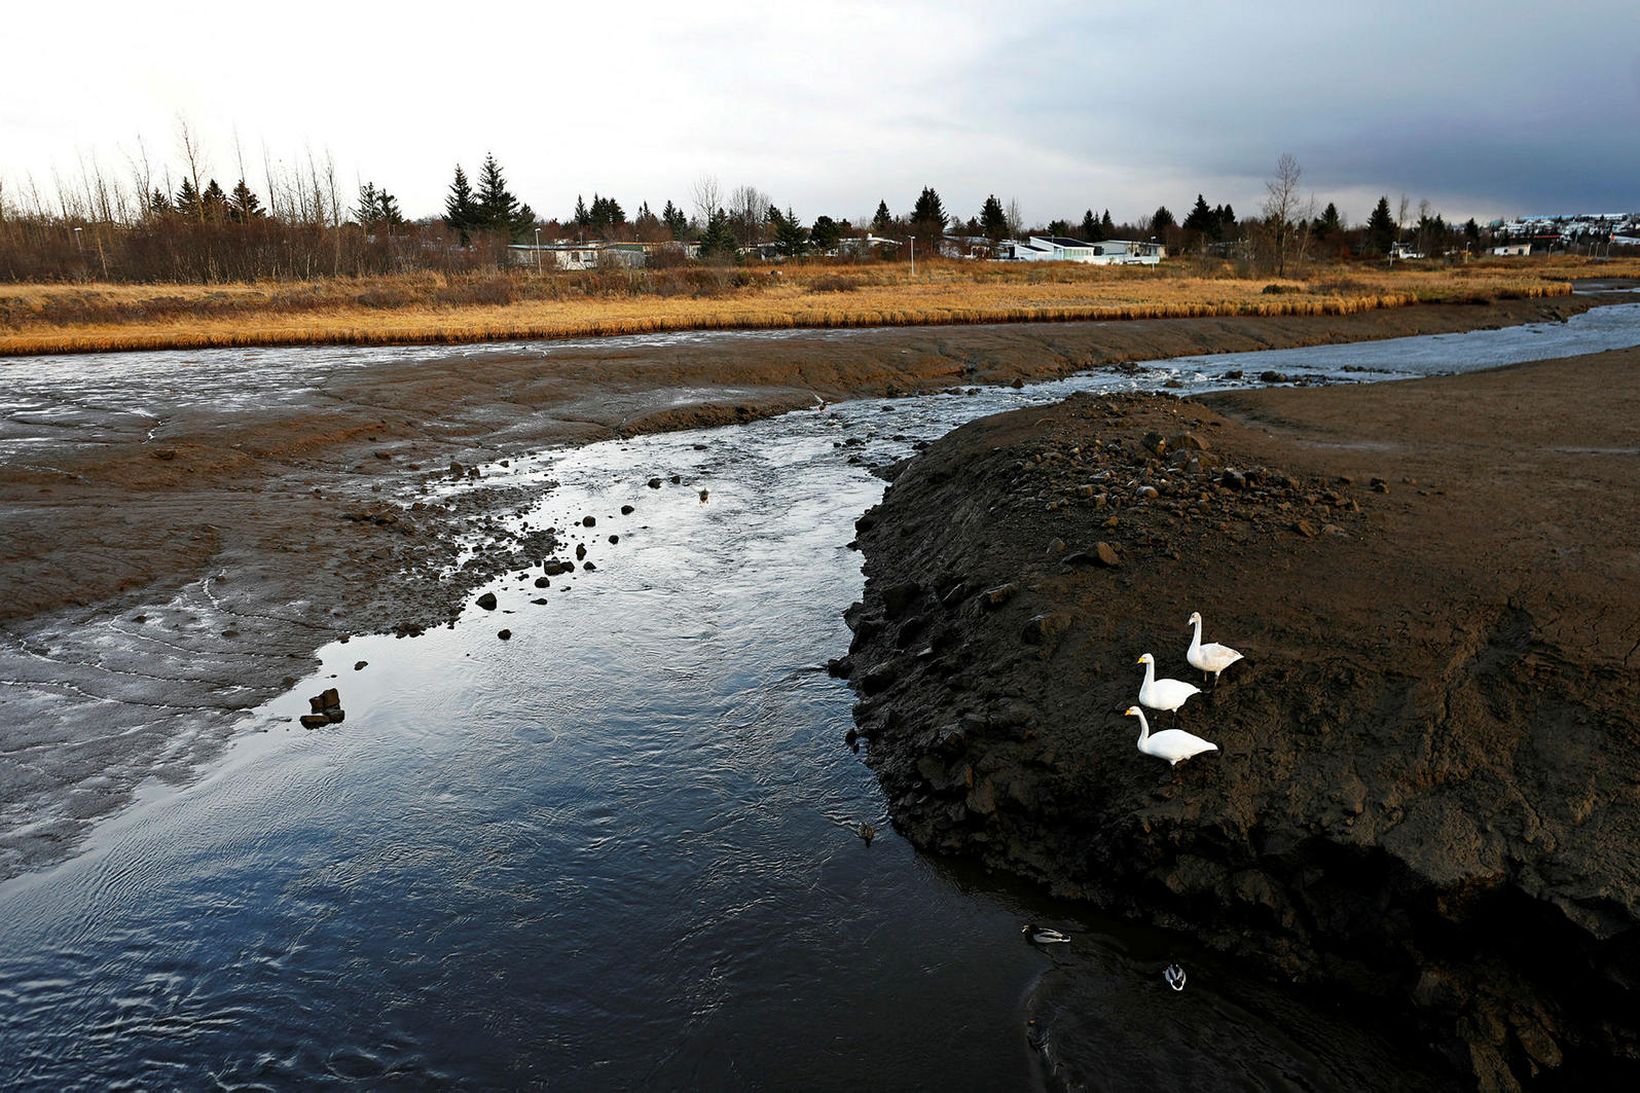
[{"x1": 3, "y1": 302, "x2": 1638, "y2": 1089}]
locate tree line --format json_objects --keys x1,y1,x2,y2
[{"x1": 0, "y1": 132, "x2": 1500, "y2": 283}]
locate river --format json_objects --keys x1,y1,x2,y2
[{"x1": 2, "y1": 303, "x2": 1638, "y2": 1089}]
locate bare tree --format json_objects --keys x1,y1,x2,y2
[
  {"x1": 1261, "y1": 153, "x2": 1304, "y2": 276},
  {"x1": 692, "y1": 174, "x2": 722, "y2": 230},
  {"x1": 1006, "y1": 197, "x2": 1023, "y2": 239},
  {"x1": 177, "y1": 115, "x2": 207, "y2": 222},
  {"x1": 729, "y1": 184, "x2": 769, "y2": 244}
]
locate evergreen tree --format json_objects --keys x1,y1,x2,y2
[
  {"x1": 149, "y1": 188, "x2": 173, "y2": 216},
  {"x1": 201, "y1": 179, "x2": 228, "y2": 221},
  {"x1": 1101, "y1": 209, "x2": 1115, "y2": 236},
  {"x1": 588, "y1": 194, "x2": 625, "y2": 235},
  {"x1": 1047, "y1": 218, "x2": 1073, "y2": 238},
  {"x1": 809, "y1": 215, "x2": 842, "y2": 252},
  {"x1": 1314, "y1": 201, "x2": 1342, "y2": 238},
  {"x1": 355, "y1": 182, "x2": 404, "y2": 230},
  {"x1": 1079, "y1": 208, "x2": 1099, "y2": 241},
  {"x1": 770, "y1": 205, "x2": 807, "y2": 257},
  {"x1": 871, "y1": 200, "x2": 892, "y2": 234},
  {"x1": 228, "y1": 179, "x2": 265, "y2": 223},
  {"x1": 634, "y1": 201, "x2": 660, "y2": 236},
  {"x1": 910, "y1": 186, "x2": 947, "y2": 241},
  {"x1": 1464, "y1": 218, "x2": 1481, "y2": 249},
  {"x1": 473, "y1": 153, "x2": 534, "y2": 240},
  {"x1": 698, "y1": 208, "x2": 737, "y2": 260},
  {"x1": 174, "y1": 178, "x2": 202, "y2": 220},
  {"x1": 1150, "y1": 205, "x2": 1175, "y2": 235},
  {"x1": 1182, "y1": 194, "x2": 1217, "y2": 238},
  {"x1": 1365, "y1": 196, "x2": 1396, "y2": 255},
  {"x1": 661, "y1": 200, "x2": 688, "y2": 239},
  {"x1": 980, "y1": 194, "x2": 1008, "y2": 243},
  {"x1": 573, "y1": 195, "x2": 591, "y2": 228},
  {"x1": 443, "y1": 165, "x2": 478, "y2": 244}
]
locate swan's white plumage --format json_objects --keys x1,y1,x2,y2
[
  {"x1": 1125, "y1": 706, "x2": 1218, "y2": 767},
  {"x1": 1136, "y1": 653, "x2": 1200, "y2": 713},
  {"x1": 1186, "y1": 612, "x2": 1243, "y2": 681}
]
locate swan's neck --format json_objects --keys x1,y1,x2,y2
[
  {"x1": 1142, "y1": 659, "x2": 1155, "y2": 688},
  {"x1": 1134, "y1": 710, "x2": 1150, "y2": 747},
  {"x1": 1189, "y1": 617, "x2": 1202, "y2": 653}
]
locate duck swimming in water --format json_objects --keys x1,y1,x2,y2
[{"x1": 1021, "y1": 924, "x2": 1071, "y2": 945}]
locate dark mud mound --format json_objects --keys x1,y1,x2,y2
[{"x1": 843, "y1": 367, "x2": 1640, "y2": 1089}]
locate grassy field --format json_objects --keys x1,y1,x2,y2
[{"x1": 2, "y1": 256, "x2": 1633, "y2": 357}]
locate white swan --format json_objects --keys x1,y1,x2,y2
[
  {"x1": 1136, "y1": 653, "x2": 1200, "y2": 721},
  {"x1": 1125, "y1": 706, "x2": 1218, "y2": 767},
  {"x1": 1187, "y1": 611, "x2": 1243, "y2": 685}
]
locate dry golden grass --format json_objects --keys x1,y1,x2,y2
[{"x1": 2, "y1": 256, "x2": 1632, "y2": 357}]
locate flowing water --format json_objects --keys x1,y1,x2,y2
[{"x1": 2, "y1": 304, "x2": 1638, "y2": 1090}]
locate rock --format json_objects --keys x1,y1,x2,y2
[
  {"x1": 497, "y1": 629, "x2": 512, "y2": 640},
  {"x1": 477, "y1": 592, "x2": 498, "y2": 610},
  {"x1": 1141, "y1": 431, "x2": 1168, "y2": 456},
  {"x1": 1022, "y1": 611, "x2": 1073, "y2": 645},
  {"x1": 299, "y1": 713, "x2": 331, "y2": 729},
  {"x1": 534, "y1": 577, "x2": 551, "y2": 588},
  {"x1": 621, "y1": 504, "x2": 635, "y2": 515},
  {"x1": 530, "y1": 597, "x2": 549, "y2": 605},
  {"x1": 582, "y1": 515, "x2": 596, "y2": 527},
  {"x1": 1224, "y1": 369, "x2": 1244, "y2": 379},
  {"x1": 325, "y1": 709, "x2": 346, "y2": 724},
  {"x1": 1260, "y1": 370, "x2": 1289, "y2": 383},
  {"x1": 826, "y1": 656, "x2": 855, "y2": 679},
  {"x1": 450, "y1": 461, "x2": 465, "y2": 477},
  {"x1": 699, "y1": 489, "x2": 710, "y2": 502},
  {"x1": 1221, "y1": 469, "x2": 1247, "y2": 491},
  {"x1": 861, "y1": 662, "x2": 900, "y2": 694},
  {"x1": 575, "y1": 543, "x2": 587, "y2": 560},
  {"x1": 648, "y1": 477, "x2": 663, "y2": 488},
  {"x1": 982, "y1": 582, "x2": 1019, "y2": 609},
  {"x1": 1294, "y1": 519, "x2": 1318, "y2": 538},
  {"x1": 1074, "y1": 484, "x2": 1096, "y2": 498},
  {"x1": 1170, "y1": 432, "x2": 1210, "y2": 452},
  {"x1": 353, "y1": 661, "x2": 368, "y2": 671},
  {"x1": 608, "y1": 534, "x2": 619, "y2": 544},
  {"x1": 153, "y1": 448, "x2": 177, "y2": 461},
  {"x1": 1094, "y1": 541, "x2": 1122, "y2": 567},
  {"x1": 1371, "y1": 477, "x2": 1391, "y2": 493},
  {"x1": 670, "y1": 474, "x2": 682, "y2": 484},
  {"x1": 1136, "y1": 485, "x2": 1159, "y2": 500},
  {"x1": 882, "y1": 581, "x2": 922, "y2": 618},
  {"x1": 319, "y1": 687, "x2": 340, "y2": 709}
]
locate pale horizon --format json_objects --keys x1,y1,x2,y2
[{"x1": 4, "y1": 0, "x2": 1637, "y2": 228}]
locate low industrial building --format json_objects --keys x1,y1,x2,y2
[{"x1": 997, "y1": 236, "x2": 1164, "y2": 265}]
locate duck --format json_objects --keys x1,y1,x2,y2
[
  {"x1": 1022, "y1": 924, "x2": 1071, "y2": 945},
  {"x1": 1136, "y1": 653, "x2": 1200, "y2": 723},
  {"x1": 1125, "y1": 706, "x2": 1218, "y2": 767},
  {"x1": 1164, "y1": 963, "x2": 1187, "y2": 991},
  {"x1": 1187, "y1": 611, "x2": 1243, "y2": 686}
]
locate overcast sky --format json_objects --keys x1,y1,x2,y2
[{"x1": 4, "y1": 0, "x2": 1636, "y2": 227}]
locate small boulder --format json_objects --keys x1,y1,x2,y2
[
  {"x1": 497, "y1": 629, "x2": 512, "y2": 640},
  {"x1": 299, "y1": 713, "x2": 331, "y2": 729},
  {"x1": 582, "y1": 515, "x2": 596, "y2": 527},
  {"x1": 620, "y1": 504, "x2": 635, "y2": 515},
  {"x1": 982, "y1": 582, "x2": 1019, "y2": 609},
  {"x1": 648, "y1": 477, "x2": 663, "y2": 489},
  {"x1": 477, "y1": 592, "x2": 498, "y2": 610}
]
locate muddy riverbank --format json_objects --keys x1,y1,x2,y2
[
  {"x1": 0, "y1": 295, "x2": 1613, "y2": 881},
  {"x1": 841, "y1": 349, "x2": 1640, "y2": 1087}
]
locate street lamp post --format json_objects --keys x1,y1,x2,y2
[
  {"x1": 534, "y1": 227, "x2": 542, "y2": 274},
  {"x1": 910, "y1": 235, "x2": 915, "y2": 277},
  {"x1": 73, "y1": 226, "x2": 83, "y2": 252}
]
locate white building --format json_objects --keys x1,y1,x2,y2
[
  {"x1": 507, "y1": 241, "x2": 698, "y2": 269},
  {"x1": 998, "y1": 236, "x2": 1164, "y2": 265},
  {"x1": 1491, "y1": 243, "x2": 1532, "y2": 257}
]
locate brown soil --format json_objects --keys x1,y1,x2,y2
[
  {"x1": 0, "y1": 296, "x2": 1605, "y2": 880},
  {"x1": 841, "y1": 348, "x2": 1640, "y2": 1087}
]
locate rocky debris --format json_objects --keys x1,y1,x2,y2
[
  {"x1": 1021, "y1": 611, "x2": 1072, "y2": 646},
  {"x1": 476, "y1": 592, "x2": 498, "y2": 610},
  {"x1": 582, "y1": 515, "x2": 596, "y2": 527},
  {"x1": 574, "y1": 544, "x2": 587, "y2": 561},
  {"x1": 608, "y1": 534, "x2": 619, "y2": 544},
  {"x1": 353, "y1": 661, "x2": 367, "y2": 671},
  {"x1": 534, "y1": 577, "x2": 551, "y2": 588},
  {"x1": 621, "y1": 504, "x2": 635, "y2": 515},
  {"x1": 982, "y1": 582, "x2": 1019, "y2": 609},
  {"x1": 153, "y1": 448, "x2": 177, "y2": 461},
  {"x1": 497, "y1": 629, "x2": 512, "y2": 640},
  {"x1": 670, "y1": 474, "x2": 682, "y2": 484},
  {"x1": 648, "y1": 477, "x2": 663, "y2": 488},
  {"x1": 302, "y1": 686, "x2": 345, "y2": 727}
]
